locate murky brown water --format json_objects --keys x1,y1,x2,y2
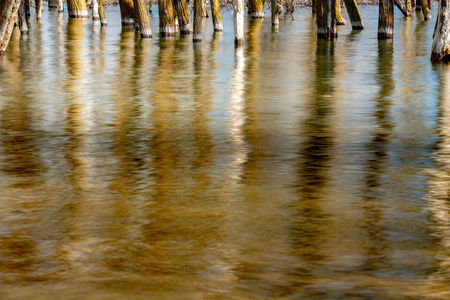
[{"x1": 0, "y1": 4, "x2": 450, "y2": 299}]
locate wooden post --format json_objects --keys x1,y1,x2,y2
[
  {"x1": 419, "y1": 0, "x2": 431, "y2": 20},
  {"x1": 58, "y1": 0, "x2": 64, "y2": 12},
  {"x1": 119, "y1": 0, "x2": 135, "y2": 25},
  {"x1": 234, "y1": 0, "x2": 244, "y2": 45},
  {"x1": 431, "y1": 0, "x2": 450, "y2": 62},
  {"x1": 173, "y1": 0, "x2": 191, "y2": 34},
  {"x1": 394, "y1": 0, "x2": 411, "y2": 16},
  {"x1": 336, "y1": 0, "x2": 348, "y2": 25},
  {"x1": 249, "y1": 0, "x2": 264, "y2": 18},
  {"x1": 99, "y1": 0, "x2": 107, "y2": 25},
  {"x1": 92, "y1": 0, "x2": 100, "y2": 20},
  {"x1": 18, "y1": 0, "x2": 28, "y2": 35},
  {"x1": 378, "y1": 0, "x2": 394, "y2": 39},
  {"x1": 193, "y1": 0, "x2": 202, "y2": 41},
  {"x1": 210, "y1": 0, "x2": 223, "y2": 31},
  {"x1": 158, "y1": 0, "x2": 176, "y2": 36},
  {"x1": 67, "y1": 0, "x2": 89, "y2": 18},
  {"x1": 149, "y1": 0, "x2": 152, "y2": 13},
  {"x1": 316, "y1": 0, "x2": 337, "y2": 40},
  {"x1": 271, "y1": 0, "x2": 282, "y2": 27},
  {"x1": 405, "y1": 0, "x2": 412, "y2": 14},
  {"x1": 134, "y1": 0, "x2": 152, "y2": 37},
  {"x1": 36, "y1": 0, "x2": 43, "y2": 20},
  {"x1": 0, "y1": 0, "x2": 21, "y2": 54},
  {"x1": 343, "y1": 0, "x2": 364, "y2": 29}
]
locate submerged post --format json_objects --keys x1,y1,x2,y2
[
  {"x1": 134, "y1": 0, "x2": 152, "y2": 37},
  {"x1": 419, "y1": 0, "x2": 432, "y2": 20},
  {"x1": 234, "y1": 0, "x2": 245, "y2": 45},
  {"x1": 173, "y1": 0, "x2": 192, "y2": 34},
  {"x1": 210, "y1": 0, "x2": 223, "y2": 31},
  {"x1": 99, "y1": 0, "x2": 107, "y2": 25},
  {"x1": 343, "y1": 0, "x2": 364, "y2": 29},
  {"x1": 119, "y1": 0, "x2": 135, "y2": 25},
  {"x1": 36, "y1": 0, "x2": 43, "y2": 20},
  {"x1": 431, "y1": 0, "x2": 450, "y2": 62},
  {"x1": 378, "y1": 0, "x2": 394, "y2": 39},
  {"x1": 67, "y1": 0, "x2": 89, "y2": 18},
  {"x1": 316, "y1": 0, "x2": 337, "y2": 40},
  {"x1": 193, "y1": 0, "x2": 202, "y2": 41},
  {"x1": 0, "y1": 0, "x2": 21, "y2": 54},
  {"x1": 18, "y1": 1, "x2": 29, "y2": 35},
  {"x1": 271, "y1": 0, "x2": 282, "y2": 27},
  {"x1": 249, "y1": 0, "x2": 264, "y2": 18},
  {"x1": 158, "y1": 0, "x2": 176, "y2": 36}
]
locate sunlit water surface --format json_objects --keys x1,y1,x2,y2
[{"x1": 1, "y1": 4, "x2": 450, "y2": 299}]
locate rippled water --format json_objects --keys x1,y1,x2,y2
[{"x1": 1, "y1": 4, "x2": 450, "y2": 299}]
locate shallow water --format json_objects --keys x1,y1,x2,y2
[{"x1": 0, "y1": 4, "x2": 449, "y2": 299}]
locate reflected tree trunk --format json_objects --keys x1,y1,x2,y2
[
  {"x1": 0, "y1": 0, "x2": 21, "y2": 54},
  {"x1": 134, "y1": 0, "x2": 152, "y2": 37},
  {"x1": 159, "y1": 0, "x2": 176, "y2": 36},
  {"x1": 431, "y1": 0, "x2": 450, "y2": 62},
  {"x1": 99, "y1": 0, "x2": 107, "y2": 25},
  {"x1": 67, "y1": 0, "x2": 89, "y2": 18},
  {"x1": 18, "y1": 1, "x2": 28, "y2": 35},
  {"x1": 378, "y1": 0, "x2": 394, "y2": 39},
  {"x1": 234, "y1": 0, "x2": 244, "y2": 45},
  {"x1": 316, "y1": 0, "x2": 337, "y2": 40},
  {"x1": 173, "y1": 0, "x2": 191, "y2": 34},
  {"x1": 343, "y1": 0, "x2": 364, "y2": 29},
  {"x1": 210, "y1": 0, "x2": 223, "y2": 31}
]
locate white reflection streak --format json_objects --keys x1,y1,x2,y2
[{"x1": 229, "y1": 47, "x2": 247, "y2": 181}]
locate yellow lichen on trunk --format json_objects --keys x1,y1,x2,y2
[
  {"x1": 158, "y1": 0, "x2": 175, "y2": 36},
  {"x1": 134, "y1": 0, "x2": 152, "y2": 37},
  {"x1": 193, "y1": 0, "x2": 202, "y2": 41},
  {"x1": 67, "y1": 0, "x2": 89, "y2": 18},
  {"x1": 99, "y1": 0, "x2": 107, "y2": 25},
  {"x1": 36, "y1": 0, "x2": 43, "y2": 20},
  {"x1": 173, "y1": 0, "x2": 191, "y2": 34},
  {"x1": 119, "y1": 0, "x2": 135, "y2": 25},
  {"x1": 419, "y1": 0, "x2": 431, "y2": 20},
  {"x1": 248, "y1": 0, "x2": 264, "y2": 18},
  {"x1": 210, "y1": 0, "x2": 223, "y2": 31}
]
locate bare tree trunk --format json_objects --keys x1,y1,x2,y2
[
  {"x1": 92, "y1": 0, "x2": 100, "y2": 20},
  {"x1": 202, "y1": 0, "x2": 208, "y2": 17},
  {"x1": 248, "y1": 0, "x2": 264, "y2": 18},
  {"x1": 49, "y1": 0, "x2": 58, "y2": 8},
  {"x1": 149, "y1": 0, "x2": 152, "y2": 13},
  {"x1": 343, "y1": 0, "x2": 364, "y2": 29},
  {"x1": 119, "y1": 0, "x2": 135, "y2": 25},
  {"x1": 271, "y1": 0, "x2": 282, "y2": 27},
  {"x1": 58, "y1": 0, "x2": 64, "y2": 12},
  {"x1": 0, "y1": 0, "x2": 21, "y2": 54},
  {"x1": 395, "y1": 0, "x2": 411, "y2": 16},
  {"x1": 405, "y1": 0, "x2": 412, "y2": 14},
  {"x1": 316, "y1": 0, "x2": 337, "y2": 40},
  {"x1": 18, "y1": 0, "x2": 28, "y2": 35},
  {"x1": 378, "y1": 0, "x2": 394, "y2": 39},
  {"x1": 193, "y1": 0, "x2": 202, "y2": 41},
  {"x1": 36, "y1": 0, "x2": 43, "y2": 20},
  {"x1": 431, "y1": 0, "x2": 450, "y2": 62},
  {"x1": 210, "y1": 0, "x2": 223, "y2": 31},
  {"x1": 419, "y1": 0, "x2": 431, "y2": 20},
  {"x1": 234, "y1": 0, "x2": 244, "y2": 45},
  {"x1": 336, "y1": 0, "x2": 348, "y2": 25},
  {"x1": 173, "y1": 0, "x2": 191, "y2": 34},
  {"x1": 134, "y1": 0, "x2": 152, "y2": 37},
  {"x1": 67, "y1": 0, "x2": 89, "y2": 18},
  {"x1": 99, "y1": 0, "x2": 107, "y2": 25},
  {"x1": 158, "y1": 0, "x2": 175, "y2": 36}
]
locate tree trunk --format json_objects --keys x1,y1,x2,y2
[
  {"x1": 119, "y1": 0, "x2": 135, "y2": 25},
  {"x1": 202, "y1": 0, "x2": 208, "y2": 17},
  {"x1": 336, "y1": 0, "x2": 348, "y2": 25},
  {"x1": 134, "y1": 0, "x2": 152, "y2": 37},
  {"x1": 158, "y1": 0, "x2": 176, "y2": 36},
  {"x1": 248, "y1": 0, "x2": 264, "y2": 18},
  {"x1": 173, "y1": 0, "x2": 191, "y2": 34},
  {"x1": 92, "y1": 0, "x2": 100, "y2": 20},
  {"x1": 36, "y1": 0, "x2": 43, "y2": 20},
  {"x1": 419, "y1": 0, "x2": 431, "y2": 20},
  {"x1": 405, "y1": 0, "x2": 412, "y2": 14},
  {"x1": 394, "y1": 0, "x2": 411, "y2": 16},
  {"x1": 99, "y1": 0, "x2": 107, "y2": 25},
  {"x1": 431, "y1": 0, "x2": 450, "y2": 62},
  {"x1": 210, "y1": 0, "x2": 223, "y2": 31},
  {"x1": 49, "y1": 0, "x2": 58, "y2": 8},
  {"x1": 193, "y1": 0, "x2": 202, "y2": 41},
  {"x1": 343, "y1": 0, "x2": 364, "y2": 29},
  {"x1": 25, "y1": 0, "x2": 30, "y2": 15},
  {"x1": 378, "y1": 0, "x2": 394, "y2": 39},
  {"x1": 316, "y1": 0, "x2": 337, "y2": 40},
  {"x1": 234, "y1": 0, "x2": 244, "y2": 45},
  {"x1": 18, "y1": 0, "x2": 28, "y2": 35},
  {"x1": 271, "y1": 0, "x2": 282, "y2": 26},
  {"x1": 0, "y1": 0, "x2": 21, "y2": 54},
  {"x1": 67, "y1": 0, "x2": 89, "y2": 18},
  {"x1": 58, "y1": 0, "x2": 64, "y2": 12}
]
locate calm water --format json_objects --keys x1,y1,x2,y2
[{"x1": 0, "y1": 4, "x2": 449, "y2": 299}]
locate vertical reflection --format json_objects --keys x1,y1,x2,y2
[
  {"x1": 360, "y1": 41, "x2": 394, "y2": 272},
  {"x1": 291, "y1": 40, "x2": 335, "y2": 270},
  {"x1": 426, "y1": 64, "x2": 450, "y2": 293}
]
